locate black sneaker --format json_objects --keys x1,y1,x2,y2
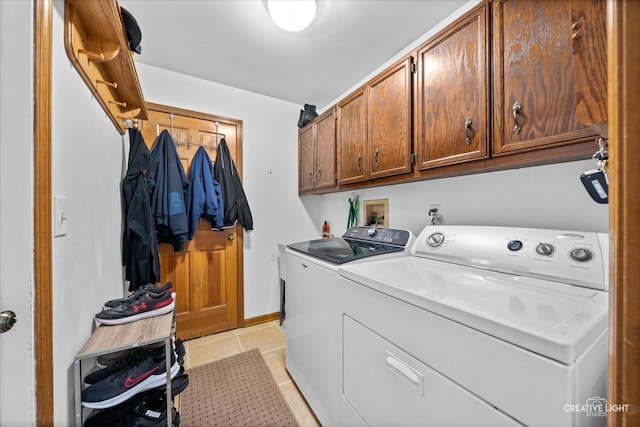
[
  {"x1": 104, "y1": 283, "x2": 175, "y2": 310},
  {"x1": 95, "y1": 291, "x2": 175, "y2": 326},
  {"x1": 83, "y1": 373, "x2": 188, "y2": 427},
  {"x1": 81, "y1": 352, "x2": 180, "y2": 409},
  {"x1": 85, "y1": 346, "x2": 166, "y2": 385},
  {"x1": 95, "y1": 342, "x2": 165, "y2": 369}
]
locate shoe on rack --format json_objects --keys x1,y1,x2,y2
[
  {"x1": 95, "y1": 291, "x2": 175, "y2": 326},
  {"x1": 83, "y1": 374, "x2": 187, "y2": 427},
  {"x1": 82, "y1": 351, "x2": 180, "y2": 409},
  {"x1": 104, "y1": 282, "x2": 175, "y2": 310},
  {"x1": 85, "y1": 345, "x2": 166, "y2": 385},
  {"x1": 95, "y1": 342, "x2": 165, "y2": 369}
]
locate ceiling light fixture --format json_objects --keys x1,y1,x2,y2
[{"x1": 267, "y1": 0, "x2": 316, "y2": 32}]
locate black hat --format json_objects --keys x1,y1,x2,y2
[{"x1": 120, "y1": 7, "x2": 142, "y2": 54}]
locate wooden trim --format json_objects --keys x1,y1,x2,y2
[
  {"x1": 243, "y1": 311, "x2": 280, "y2": 327},
  {"x1": 607, "y1": 0, "x2": 640, "y2": 424},
  {"x1": 34, "y1": 0, "x2": 54, "y2": 424}
]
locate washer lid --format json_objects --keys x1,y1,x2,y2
[{"x1": 338, "y1": 256, "x2": 608, "y2": 365}]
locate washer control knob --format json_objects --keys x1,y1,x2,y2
[
  {"x1": 427, "y1": 232, "x2": 445, "y2": 248},
  {"x1": 570, "y1": 248, "x2": 593, "y2": 262},
  {"x1": 367, "y1": 227, "x2": 378, "y2": 237},
  {"x1": 536, "y1": 243, "x2": 555, "y2": 256},
  {"x1": 507, "y1": 240, "x2": 523, "y2": 251}
]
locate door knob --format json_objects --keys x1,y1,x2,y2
[
  {"x1": 0, "y1": 310, "x2": 17, "y2": 333},
  {"x1": 227, "y1": 234, "x2": 235, "y2": 241}
]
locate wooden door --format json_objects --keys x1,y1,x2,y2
[
  {"x1": 337, "y1": 88, "x2": 367, "y2": 185},
  {"x1": 314, "y1": 108, "x2": 337, "y2": 190},
  {"x1": 141, "y1": 103, "x2": 244, "y2": 340},
  {"x1": 416, "y1": 4, "x2": 489, "y2": 169},
  {"x1": 298, "y1": 124, "x2": 315, "y2": 193},
  {"x1": 367, "y1": 57, "x2": 412, "y2": 179},
  {"x1": 492, "y1": 0, "x2": 596, "y2": 155}
]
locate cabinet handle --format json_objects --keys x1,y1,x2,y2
[
  {"x1": 317, "y1": 169, "x2": 322, "y2": 180},
  {"x1": 357, "y1": 154, "x2": 362, "y2": 171},
  {"x1": 308, "y1": 172, "x2": 313, "y2": 183},
  {"x1": 464, "y1": 117, "x2": 473, "y2": 146},
  {"x1": 374, "y1": 148, "x2": 380, "y2": 168},
  {"x1": 512, "y1": 101, "x2": 522, "y2": 134}
]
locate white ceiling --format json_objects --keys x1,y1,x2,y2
[{"x1": 119, "y1": 0, "x2": 468, "y2": 108}]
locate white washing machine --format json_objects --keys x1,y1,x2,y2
[
  {"x1": 337, "y1": 225, "x2": 609, "y2": 426},
  {"x1": 284, "y1": 226, "x2": 413, "y2": 425}
]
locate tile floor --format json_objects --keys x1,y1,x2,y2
[{"x1": 181, "y1": 320, "x2": 321, "y2": 427}]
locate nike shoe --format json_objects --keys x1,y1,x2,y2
[
  {"x1": 103, "y1": 283, "x2": 175, "y2": 310},
  {"x1": 82, "y1": 352, "x2": 180, "y2": 409},
  {"x1": 85, "y1": 346, "x2": 166, "y2": 385},
  {"x1": 88, "y1": 341, "x2": 185, "y2": 385},
  {"x1": 83, "y1": 375, "x2": 187, "y2": 427},
  {"x1": 96, "y1": 338, "x2": 184, "y2": 369},
  {"x1": 95, "y1": 291, "x2": 175, "y2": 326}
]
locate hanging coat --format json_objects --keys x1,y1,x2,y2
[
  {"x1": 213, "y1": 138, "x2": 254, "y2": 232},
  {"x1": 188, "y1": 145, "x2": 224, "y2": 239},
  {"x1": 122, "y1": 128, "x2": 160, "y2": 291},
  {"x1": 147, "y1": 130, "x2": 191, "y2": 251}
]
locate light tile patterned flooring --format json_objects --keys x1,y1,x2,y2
[{"x1": 182, "y1": 320, "x2": 321, "y2": 427}]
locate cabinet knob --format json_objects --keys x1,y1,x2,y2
[
  {"x1": 357, "y1": 154, "x2": 362, "y2": 171},
  {"x1": 317, "y1": 169, "x2": 322, "y2": 180},
  {"x1": 374, "y1": 148, "x2": 380, "y2": 168},
  {"x1": 308, "y1": 172, "x2": 313, "y2": 183}
]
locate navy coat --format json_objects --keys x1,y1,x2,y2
[{"x1": 188, "y1": 146, "x2": 224, "y2": 239}]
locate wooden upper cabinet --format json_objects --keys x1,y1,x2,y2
[
  {"x1": 416, "y1": 4, "x2": 489, "y2": 170},
  {"x1": 298, "y1": 108, "x2": 337, "y2": 193},
  {"x1": 492, "y1": 0, "x2": 596, "y2": 155},
  {"x1": 367, "y1": 57, "x2": 413, "y2": 179},
  {"x1": 314, "y1": 109, "x2": 337, "y2": 189},
  {"x1": 337, "y1": 89, "x2": 367, "y2": 185},
  {"x1": 571, "y1": 0, "x2": 608, "y2": 137},
  {"x1": 337, "y1": 57, "x2": 412, "y2": 185},
  {"x1": 298, "y1": 124, "x2": 315, "y2": 193}
]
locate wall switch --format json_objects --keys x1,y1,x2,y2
[{"x1": 54, "y1": 196, "x2": 68, "y2": 237}]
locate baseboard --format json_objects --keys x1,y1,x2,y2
[{"x1": 243, "y1": 311, "x2": 280, "y2": 327}]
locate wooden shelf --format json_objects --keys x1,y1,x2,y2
[
  {"x1": 73, "y1": 311, "x2": 175, "y2": 426},
  {"x1": 75, "y1": 311, "x2": 174, "y2": 359},
  {"x1": 64, "y1": 0, "x2": 148, "y2": 135}
]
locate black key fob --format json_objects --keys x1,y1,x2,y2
[{"x1": 580, "y1": 169, "x2": 608, "y2": 204}]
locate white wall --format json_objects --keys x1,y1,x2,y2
[
  {"x1": 51, "y1": 1, "x2": 127, "y2": 424},
  {"x1": 0, "y1": 1, "x2": 36, "y2": 425},
  {"x1": 302, "y1": 160, "x2": 609, "y2": 238},
  {"x1": 136, "y1": 63, "x2": 318, "y2": 319}
]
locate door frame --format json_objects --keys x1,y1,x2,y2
[
  {"x1": 34, "y1": 0, "x2": 54, "y2": 424},
  {"x1": 33, "y1": 0, "x2": 638, "y2": 423},
  {"x1": 607, "y1": 0, "x2": 640, "y2": 424}
]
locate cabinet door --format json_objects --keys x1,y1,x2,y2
[
  {"x1": 315, "y1": 109, "x2": 337, "y2": 189},
  {"x1": 337, "y1": 89, "x2": 367, "y2": 185},
  {"x1": 571, "y1": 0, "x2": 607, "y2": 135},
  {"x1": 298, "y1": 124, "x2": 315, "y2": 193},
  {"x1": 416, "y1": 4, "x2": 489, "y2": 170},
  {"x1": 492, "y1": 0, "x2": 595, "y2": 155},
  {"x1": 368, "y1": 58, "x2": 412, "y2": 178}
]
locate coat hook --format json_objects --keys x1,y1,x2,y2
[
  {"x1": 96, "y1": 79, "x2": 117, "y2": 89},
  {"x1": 170, "y1": 113, "x2": 175, "y2": 136},
  {"x1": 109, "y1": 100, "x2": 127, "y2": 108}
]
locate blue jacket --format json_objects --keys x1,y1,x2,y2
[
  {"x1": 147, "y1": 130, "x2": 190, "y2": 251},
  {"x1": 188, "y1": 146, "x2": 224, "y2": 239}
]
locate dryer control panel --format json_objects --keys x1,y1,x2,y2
[{"x1": 412, "y1": 225, "x2": 609, "y2": 290}]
